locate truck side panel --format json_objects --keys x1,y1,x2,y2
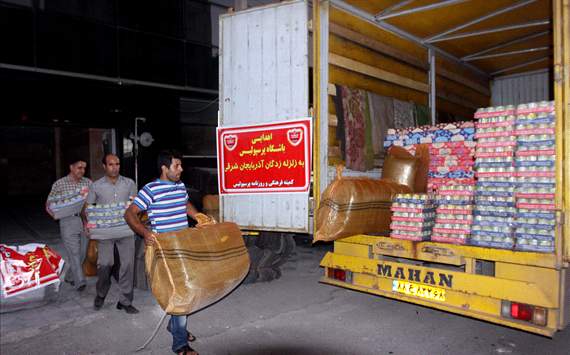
[{"x1": 219, "y1": 1, "x2": 309, "y2": 232}]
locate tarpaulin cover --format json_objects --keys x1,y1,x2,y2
[
  {"x1": 145, "y1": 222, "x2": 249, "y2": 315},
  {"x1": 314, "y1": 167, "x2": 412, "y2": 243}
]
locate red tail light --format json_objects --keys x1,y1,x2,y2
[
  {"x1": 511, "y1": 303, "x2": 533, "y2": 321},
  {"x1": 501, "y1": 300, "x2": 547, "y2": 326},
  {"x1": 327, "y1": 268, "x2": 348, "y2": 282}
]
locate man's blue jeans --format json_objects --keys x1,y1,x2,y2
[{"x1": 168, "y1": 315, "x2": 189, "y2": 353}]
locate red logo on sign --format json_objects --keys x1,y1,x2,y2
[
  {"x1": 224, "y1": 134, "x2": 238, "y2": 151},
  {"x1": 287, "y1": 128, "x2": 303, "y2": 146}
]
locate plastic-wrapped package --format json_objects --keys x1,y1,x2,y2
[
  {"x1": 390, "y1": 193, "x2": 435, "y2": 241},
  {"x1": 512, "y1": 101, "x2": 556, "y2": 253},
  {"x1": 86, "y1": 202, "x2": 133, "y2": 240},
  {"x1": 145, "y1": 222, "x2": 249, "y2": 315},
  {"x1": 516, "y1": 235, "x2": 555, "y2": 253},
  {"x1": 47, "y1": 187, "x2": 89, "y2": 220},
  {"x1": 472, "y1": 105, "x2": 517, "y2": 249},
  {"x1": 432, "y1": 185, "x2": 474, "y2": 245},
  {"x1": 0, "y1": 243, "x2": 64, "y2": 313}
]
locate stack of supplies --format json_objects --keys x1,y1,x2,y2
[
  {"x1": 383, "y1": 122, "x2": 476, "y2": 193},
  {"x1": 471, "y1": 106, "x2": 517, "y2": 249},
  {"x1": 86, "y1": 201, "x2": 133, "y2": 239},
  {"x1": 384, "y1": 122, "x2": 475, "y2": 151},
  {"x1": 390, "y1": 194, "x2": 435, "y2": 241},
  {"x1": 428, "y1": 141, "x2": 476, "y2": 192},
  {"x1": 514, "y1": 101, "x2": 556, "y2": 253},
  {"x1": 432, "y1": 185, "x2": 474, "y2": 244},
  {"x1": 47, "y1": 187, "x2": 89, "y2": 220}
]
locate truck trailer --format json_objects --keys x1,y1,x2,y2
[{"x1": 217, "y1": 0, "x2": 570, "y2": 336}]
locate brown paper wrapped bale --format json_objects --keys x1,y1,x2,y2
[
  {"x1": 145, "y1": 222, "x2": 249, "y2": 315},
  {"x1": 82, "y1": 239, "x2": 98, "y2": 277},
  {"x1": 202, "y1": 194, "x2": 220, "y2": 222},
  {"x1": 314, "y1": 173, "x2": 412, "y2": 243},
  {"x1": 412, "y1": 144, "x2": 430, "y2": 193},
  {"x1": 388, "y1": 145, "x2": 430, "y2": 193}
]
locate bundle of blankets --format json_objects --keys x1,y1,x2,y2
[
  {"x1": 334, "y1": 85, "x2": 434, "y2": 172},
  {"x1": 145, "y1": 222, "x2": 249, "y2": 315}
]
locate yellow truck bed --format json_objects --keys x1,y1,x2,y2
[{"x1": 320, "y1": 235, "x2": 569, "y2": 336}]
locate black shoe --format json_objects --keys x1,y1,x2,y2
[
  {"x1": 94, "y1": 296, "x2": 105, "y2": 310},
  {"x1": 116, "y1": 302, "x2": 139, "y2": 314},
  {"x1": 176, "y1": 345, "x2": 198, "y2": 355},
  {"x1": 65, "y1": 279, "x2": 75, "y2": 286},
  {"x1": 77, "y1": 284, "x2": 86, "y2": 292}
]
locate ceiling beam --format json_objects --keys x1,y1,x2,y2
[
  {"x1": 491, "y1": 56, "x2": 550, "y2": 76},
  {"x1": 0, "y1": 62, "x2": 219, "y2": 94},
  {"x1": 465, "y1": 46, "x2": 550, "y2": 61},
  {"x1": 375, "y1": 0, "x2": 415, "y2": 18},
  {"x1": 461, "y1": 30, "x2": 550, "y2": 60},
  {"x1": 428, "y1": 19, "x2": 550, "y2": 43},
  {"x1": 329, "y1": 0, "x2": 489, "y2": 79},
  {"x1": 375, "y1": 0, "x2": 469, "y2": 21},
  {"x1": 424, "y1": 0, "x2": 537, "y2": 43}
]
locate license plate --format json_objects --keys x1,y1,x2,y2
[{"x1": 392, "y1": 280, "x2": 446, "y2": 302}]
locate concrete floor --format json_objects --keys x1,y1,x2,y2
[{"x1": 1, "y1": 201, "x2": 570, "y2": 355}]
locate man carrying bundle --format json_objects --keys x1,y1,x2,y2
[
  {"x1": 124, "y1": 150, "x2": 212, "y2": 355},
  {"x1": 46, "y1": 157, "x2": 91, "y2": 292},
  {"x1": 83, "y1": 153, "x2": 139, "y2": 314}
]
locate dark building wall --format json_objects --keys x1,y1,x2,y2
[
  {"x1": 0, "y1": 0, "x2": 217, "y2": 90},
  {"x1": 0, "y1": 0, "x2": 220, "y2": 197}
]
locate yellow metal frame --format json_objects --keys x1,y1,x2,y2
[
  {"x1": 320, "y1": 274, "x2": 558, "y2": 337},
  {"x1": 320, "y1": 242, "x2": 563, "y2": 336},
  {"x1": 555, "y1": 0, "x2": 570, "y2": 265}
]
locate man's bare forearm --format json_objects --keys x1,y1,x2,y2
[
  {"x1": 187, "y1": 202, "x2": 199, "y2": 220},
  {"x1": 124, "y1": 207, "x2": 152, "y2": 238},
  {"x1": 80, "y1": 204, "x2": 88, "y2": 225}
]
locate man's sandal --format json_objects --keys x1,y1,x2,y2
[
  {"x1": 187, "y1": 332, "x2": 196, "y2": 342},
  {"x1": 166, "y1": 324, "x2": 196, "y2": 342},
  {"x1": 177, "y1": 345, "x2": 198, "y2": 355}
]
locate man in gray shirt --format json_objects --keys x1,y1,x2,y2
[
  {"x1": 46, "y1": 157, "x2": 91, "y2": 292},
  {"x1": 83, "y1": 154, "x2": 139, "y2": 314}
]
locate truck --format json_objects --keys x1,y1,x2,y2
[{"x1": 217, "y1": 0, "x2": 570, "y2": 336}]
